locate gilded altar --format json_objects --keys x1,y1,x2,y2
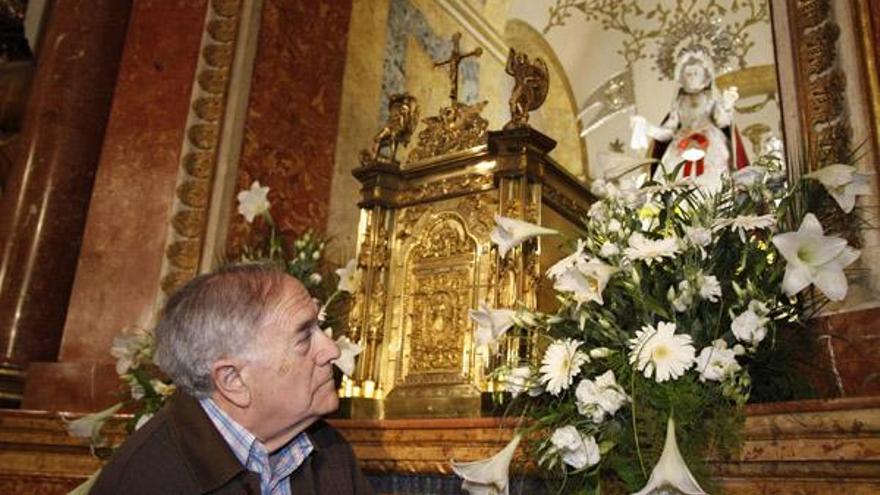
[{"x1": 343, "y1": 125, "x2": 592, "y2": 418}]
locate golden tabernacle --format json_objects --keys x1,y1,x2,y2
[{"x1": 341, "y1": 40, "x2": 593, "y2": 419}]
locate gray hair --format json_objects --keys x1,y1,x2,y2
[{"x1": 154, "y1": 264, "x2": 289, "y2": 398}]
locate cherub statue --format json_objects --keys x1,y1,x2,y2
[
  {"x1": 503, "y1": 48, "x2": 549, "y2": 130},
  {"x1": 361, "y1": 93, "x2": 420, "y2": 165},
  {"x1": 630, "y1": 47, "x2": 747, "y2": 192}
]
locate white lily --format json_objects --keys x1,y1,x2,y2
[
  {"x1": 806, "y1": 164, "x2": 873, "y2": 213},
  {"x1": 490, "y1": 215, "x2": 558, "y2": 258},
  {"x1": 331, "y1": 334, "x2": 362, "y2": 376},
  {"x1": 335, "y1": 258, "x2": 361, "y2": 294},
  {"x1": 110, "y1": 327, "x2": 153, "y2": 376},
  {"x1": 633, "y1": 415, "x2": 707, "y2": 495},
  {"x1": 550, "y1": 258, "x2": 618, "y2": 306},
  {"x1": 771, "y1": 213, "x2": 860, "y2": 301},
  {"x1": 64, "y1": 402, "x2": 124, "y2": 444},
  {"x1": 236, "y1": 180, "x2": 271, "y2": 223},
  {"x1": 451, "y1": 434, "x2": 521, "y2": 495},
  {"x1": 469, "y1": 304, "x2": 517, "y2": 346},
  {"x1": 546, "y1": 239, "x2": 588, "y2": 280}
]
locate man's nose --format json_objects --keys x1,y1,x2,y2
[{"x1": 315, "y1": 330, "x2": 341, "y2": 363}]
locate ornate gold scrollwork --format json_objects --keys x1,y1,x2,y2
[{"x1": 397, "y1": 172, "x2": 493, "y2": 205}]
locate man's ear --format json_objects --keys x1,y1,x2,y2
[{"x1": 211, "y1": 358, "x2": 251, "y2": 408}]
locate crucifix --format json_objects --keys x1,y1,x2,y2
[{"x1": 434, "y1": 32, "x2": 482, "y2": 103}]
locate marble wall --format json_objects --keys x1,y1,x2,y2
[{"x1": 226, "y1": 0, "x2": 353, "y2": 253}]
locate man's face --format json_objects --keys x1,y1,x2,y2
[{"x1": 245, "y1": 277, "x2": 340, "y2": 446}]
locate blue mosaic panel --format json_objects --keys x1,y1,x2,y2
[{"x1": 380, "y1": 0, "x2": 481, "y2": 120}]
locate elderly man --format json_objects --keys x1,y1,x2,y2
[{"x1": 91, "y1": 265, "x2": 374, "y2": 494}]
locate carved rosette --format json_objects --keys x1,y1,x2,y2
[{"x1": 159, "y1": 0, "x2": 244, "y2": 295}]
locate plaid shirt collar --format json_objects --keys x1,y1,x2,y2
[{"x1": 199, "y1": 397, "x2": 313, "y2": 494}]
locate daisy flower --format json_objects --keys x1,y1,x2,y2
[
  {"x1": 628, "y1": 321, "x2": 695, "y2": 382},
  {"x1": 540, "y1": 339, "x2": 589, "y2": 395}
]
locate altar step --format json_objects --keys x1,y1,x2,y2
[{"x1": 1, "y1": 397, "x2": 878, "y2": 494}]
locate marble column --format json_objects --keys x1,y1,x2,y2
[{"x1": 0, "y1": 0, "x2": 132, "y2": 407}]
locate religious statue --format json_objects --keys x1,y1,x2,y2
[
  {"x1": 503, "y1": 48, "x2": 549, "y2": 130},
  {"x1": 408, "y1": 33, "x2": 489, "y2": 163},
  {"x1": 360, "y1": 93, "x2": 420, "y2": 165},
  {"x1": 630, "y1": 47, "x2": 747, "y2": 191}
]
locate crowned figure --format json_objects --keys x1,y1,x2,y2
[{"x1": 631, "y1": 47, "x2": 748, "y2": 192}]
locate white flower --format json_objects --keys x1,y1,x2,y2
[
  {"x1": 134, "y1": 413, "x2": 153, "y2": 431},
  {"x1": 588, "y1": 201, "x2": 607, "y2": 221},
  {"x1": 469, "y1": 304, "x2": 517, "y2": 346},
  {"x1": 490, "y1": 215, "x2": 558, "y2": 258},
  {"x1": 624, "y1": 233, "x2": 680, "y2": 265},
  {"x1": 64, "y1": 402, "x2": 124, "y2": 443},
  {"x1": 771, "y1": 213, "x2": 860, "y2": 301},
  {"x1": 607, "y1": 219, "x2": 622, "y2": 233},
  {"x1": 713, "y1": 214, "x2": 775, "y2": 241},
  {"x1": 451, "y1": 434, "x2": 521, "y2": 495},
  {"x1": 308, "y1": 272, "x2": 323, "y2": 285},
  {"x1": 732, "y1": 165, "x2": 767, "y2": 188},
  {"x1": 633, "y1": 416, "x2": 707, "y2": 495},
  {"x1": 335, "y1": 258, "x2": 361, "y2": 293},
  {"x1": 110, "y1": 327, "x2": 153, "y2": 376},
  {"x1": 550, "y1": 426, "x2": 601, "y2": 469},
  {"x1": 550, "y1": 258, "x2": 618, "y2": 306},
  {"x1": 545, "y1": 239, "x2": 587, "y2": 280},
  {"x1": 539, "y1": 339, "x2": 589, "y2": 395},
  {"x1": 236, "y1": 180, "x2": 271, "y2": 223},
  {"x1": 697, "y1": 272, "x2": 721, "y2": 302},
  {"x1": 731, "y1": 300, "x2": 770, "y2": 346},
  {"x1": 695, "y1": 340, "x2": 741, "y2": 382},
  {"x1": 331, "y1": 335, "x2": 362, "y2": 376},
  {"x1": 806, "y1": 164, "x2": 873, "y2": 213},
  {"x1": 669, "y1": 280, "x2": 694, "y2": 312},
  {"x1": 504, "y1": 366, "x2": 543, "y2": 398},
  {"x1": 151, "y1": 379, "x2": 176, "y2": 397},
  {"x1": 599, "y1": 242, "x2": 619, "y2": 258},
  {"x1": 589, "y1": 347, "x2": 613, "y2": 359},
  {"x1": 129, "y1": 380, "x2": 145, "y2": 400},
  {"x1": 590, "y1": 179, "x2": 609, "y2": 198},
  {"x1": 684, "y1": 226, "x2": 711, "y2": 248},
  {"x1": 628, "y1": 321, "x2": 695, "y2": 383},
  {"x1": 575, "y1": 370, "x2": 629, "y2": 423}
]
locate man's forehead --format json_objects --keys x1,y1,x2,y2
[{"x1": 274, "y1": 279, "x2": 317, "y2": 320}]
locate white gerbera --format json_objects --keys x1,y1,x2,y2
[
  {"x1": 695, "y1": 340, "x2": 741, "y2": 382},
  {"x1": 624, "y1": 233, "x2": 680, "y2": 265},
  {"x1": 713, "y1": 214, "x2": 775, "y2": 241},
  {"x1": 540, "y1": 339, "x2": 589, "y2": 395},
  {"x1": 628, "y1": 321, "x2": 695, "y2": 383}
]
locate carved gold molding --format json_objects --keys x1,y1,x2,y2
[{"x1": 158, "y1": 0, "x2": 246, "y2": 296}]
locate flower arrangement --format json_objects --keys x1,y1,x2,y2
[
  {"x1": 455, "y1": 155, "x2": 871, "y2": 494},
  {"x1": 65, "y1": 180, "x2": 361, "y2": 459}
]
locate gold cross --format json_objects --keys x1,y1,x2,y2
[{"x1": 434, "y1": 33, "x2": 482, "y2": 103}]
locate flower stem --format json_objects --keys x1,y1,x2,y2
[{"x1": 630, "y1": 371, "x2": 648, "y2": 480}]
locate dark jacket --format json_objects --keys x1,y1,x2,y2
[{"x1": 90, "y1": 393, "x2": 375, "y2": 494}]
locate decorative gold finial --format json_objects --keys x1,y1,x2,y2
[
  {"x1": 503, "y1": 48, "x2": 549, "y2": 130},
  {"x1": 360, "y1": 93, "x2": 420, "y2": 165},
  {"x1": 434, "y1": 32, "x2": 482, "y2": 103}
]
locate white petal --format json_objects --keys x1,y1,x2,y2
[
  {"x1": 451, "y1": 434, "x2": 521, "y2": 494},
  {"x1": 781, "y1": 263, "x2": 812, "y2": 297},
  {"x1": 632, "y1": 416, "x2": 707, "y2": 495},
  {"x1": 332, "y1": 337, "x2": 362, "y2": 376}
]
